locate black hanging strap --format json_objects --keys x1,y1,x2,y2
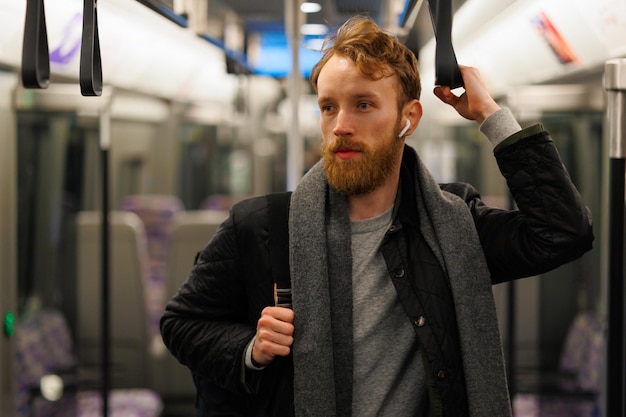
[
  {"x1": 80, "y1": 0, "x2": 103, "y2": 96},
  {"x1": 427, "y1": 0, "x2": 463, "y2": 89},
  {"x1": 21, "y1": 0, "x2": 50, "y2": 89},
  {"x1": 267, "y1": 192, "x2": 292, "y2": 309}
]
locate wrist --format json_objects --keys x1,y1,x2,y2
[
  {"x1": 251, "y1": 354, "x2": 266, "y2": 369},
  {"x1": 244, "y1": 336, "x2": 267, "y2": 370},
  {"x1": 477, "y1": 101, "x2": 501, "y2": 125}
]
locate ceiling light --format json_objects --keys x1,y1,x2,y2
[
  {"x1": 300, "y1": 24, "x2": 328, "y2": 36},
  {"x1": 300, "y1": 2, "x2": 322, "y2": 13}
]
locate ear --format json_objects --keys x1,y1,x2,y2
[
  {"x1": 398, "y1": 119, "x2": 411, "y2": 137},
  {"x1": 402, "y1": 99, "x2": 422, "y2": 137}
]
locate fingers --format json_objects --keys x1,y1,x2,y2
[
  {"x1": 433, "y1": 85, "x2": 468, "y2": 117},
  {"x1": 252, "y1": 306, "x2": 295, "y2": 366},
  {"x1": 433, "y1": 85, "x2": 457, "y2": 106},
  {"x1": 262, "y1": 305, "x2": 294, "y2": 324},
  {"x1": 433, "y1": 65, "x2": 499, "y2": 123}
]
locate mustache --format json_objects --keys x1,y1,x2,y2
[{"x1": 326, "y1": 137, "x2": 366, "y2": 153}]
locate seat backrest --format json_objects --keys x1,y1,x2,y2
[
  {"x1": 14, "y1": 308, "x2": 77, "y2": 417},
  {"x1": 120, "y1": 195, "x2": 184, "y2": 340},
  {"x1": 150, "y1": 210, "x2": 228, "y2": 399},
  {"x1": 559, "y1": 310, "x2": 605, "y2": 392},
  {"x1": 166, "y1": 210, "x2": 228, "y2": 298},
  {"x1": 76, "y1": 211, "x2": 151, "y2": 389},
  {"x1": 199, "y1": 194, "x2": 235, "y2": 211}
]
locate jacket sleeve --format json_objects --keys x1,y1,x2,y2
[
  {"x1": 160, "y1": 197, "x2": 272, "y2": 395},
  {"x1": 452, "y1": 124, "x2": 594, "y2": 284}
]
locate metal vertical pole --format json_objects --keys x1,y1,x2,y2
[
  {"x1": 604, "y1": 58, "x2": 626, "y2": 417},
  {"x1": 285, "y1": 0, "x2": 304, "y2": 191},
  {"x1": 99, "y1": 104, "x2": 111, "y2": 417},
  {"x1": 504, "y1": 192, "x2": 516, "y2": 397},
  {"x1": 506, "y1": 279, "x2": 516, "y2": 397}
]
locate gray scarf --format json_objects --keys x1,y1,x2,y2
[{"x1": 289, "y1": 146, "x2": 512, "y2": 417}]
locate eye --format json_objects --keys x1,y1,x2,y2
[
  {"x1": 358, "y1": 102, "x2": 372, "y2": 110},
  {"x1": 320, "y1": 104, "x2": 335, "y2": 113}
]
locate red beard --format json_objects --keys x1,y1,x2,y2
[{"x1": 322, "y1": 130, "x2": 403, "y2": 195}]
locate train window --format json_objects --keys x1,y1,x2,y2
[
  {"x1": 177, "y1": 124, "x2": 234, "y2": 209},
  {"x1": 534, "y1": 112, "x2": 604, "y2": 366},
  {"x1": 118, "y1": 157, "x2": 144, "y2": 199},
  {"x1": 16, "y1": 111, "x2": 97, "y2": 325},
  {"x1": 439, "y1": 110, "x2": 604, "y2": 399}
]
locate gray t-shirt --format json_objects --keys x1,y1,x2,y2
[{"x1": 351, "y1": 207, "x2": 427, "y2": 416}]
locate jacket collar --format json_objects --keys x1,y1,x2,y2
[{"x1": 392, "y1": 144, "x2": 421, "y2": 229}]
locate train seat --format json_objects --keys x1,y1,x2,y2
[
  {"x1": 120, "y1": 194, "x2": 184, "y2": 356},
  {"x1": 14, "y1": 307, "x2": 163, "y2": 417},
  {"x1": 76, "y1": 211, "x2": 152, "y2": 389},
  {"x1": 166, "y1": 209, "x2": 228, "y2": 298},
  {"x1": 200, "y1": 194, "x2": 237, "y2": 210},
  {"x1": 151, "y1": 209, "x2": 228, "y2": 410},
  {"x1": 513, "y1": 310, "x2": 604, "y2": 417}
]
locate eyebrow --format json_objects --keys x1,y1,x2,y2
[
  {"x1": 353, "y1": 93, "x2": 379, "y2": 101},
  {"x1": 317, "y1": 92, "x2": 380, "y2": 104}
]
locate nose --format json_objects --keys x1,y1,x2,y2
[{"x1": 332, "y1": 110, "x2": 355, "y2": 137}]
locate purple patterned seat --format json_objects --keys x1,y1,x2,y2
[
  {"x1": 513, "y1": 310, "x2": 604, "y2": 417},
  {"x1": 120, "y1": 195, "x2": 184, "y2": 355},
  {"x1": 77, "y1": 390, "x2": 163, "y2": 417},
  {"x1": 199, "y1": 194, "x2": 235, "y2": 210},
  {"x1": 14, "y1": 308, "x2": 163, "y2": 417}
]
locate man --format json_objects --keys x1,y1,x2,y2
[{"x1": 161, "y1": 16, "x2": 593, "y2": 417}]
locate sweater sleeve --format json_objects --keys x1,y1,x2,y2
[{"x1": 479, "y1": 107, "x2": 522, "y2": 147}]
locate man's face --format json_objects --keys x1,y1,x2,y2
[{"x1": 317, "y1": 55, "x2": 405, "y2": 196}]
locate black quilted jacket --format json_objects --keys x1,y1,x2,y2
[{"x1": 160, "y1": 125, "x2": 593, "y2": 417}]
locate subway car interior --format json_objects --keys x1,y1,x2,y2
[{"x1": 0, "y1": 0, "x2": 624, "y2": 415}]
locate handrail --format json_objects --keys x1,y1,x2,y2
[
  {"x1": 135, "y1": 0, "x2": 188, "y2": 28},
  {"x1": 21, "y1": 0, "x2": 50, "y2": 89}
]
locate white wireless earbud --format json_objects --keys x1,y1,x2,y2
[{"x1": 398, "y1": 119, "x2": 411, "y2": 137}]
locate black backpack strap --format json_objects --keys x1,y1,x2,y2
[{"x1": 267, "y1": 192, "x2": 292, "y2": 308}]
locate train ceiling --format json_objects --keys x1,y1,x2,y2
[
  {"x1": 2, "y1": 0, "x2": 624, "y2": 106},
  {"x1": 127, "y1": 0, "x2": 432, "y2": 77},
  {"x1": 198, "y1": 0, "x2": 442, "y2": 77},
  {"x1": 211, "y1": 0, "x2": 454, "y2": 56},
  {"x1": 218, "y1": 0, "x2": 384, "y2": 26}
]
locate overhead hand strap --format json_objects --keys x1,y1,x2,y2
[
  {"x1": 80, "y1": 0, "x2": 103, "y2": 96},
  {"x1": 427, "y1": 0, "x2": 463, "y2": 89},
  {"x1": 21, "y1": 0, "x2": 50, "y2": 89}
]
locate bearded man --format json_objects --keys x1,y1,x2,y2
[{"x1": 161, "y1": 15, "x2": 593, "y2": 417}]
